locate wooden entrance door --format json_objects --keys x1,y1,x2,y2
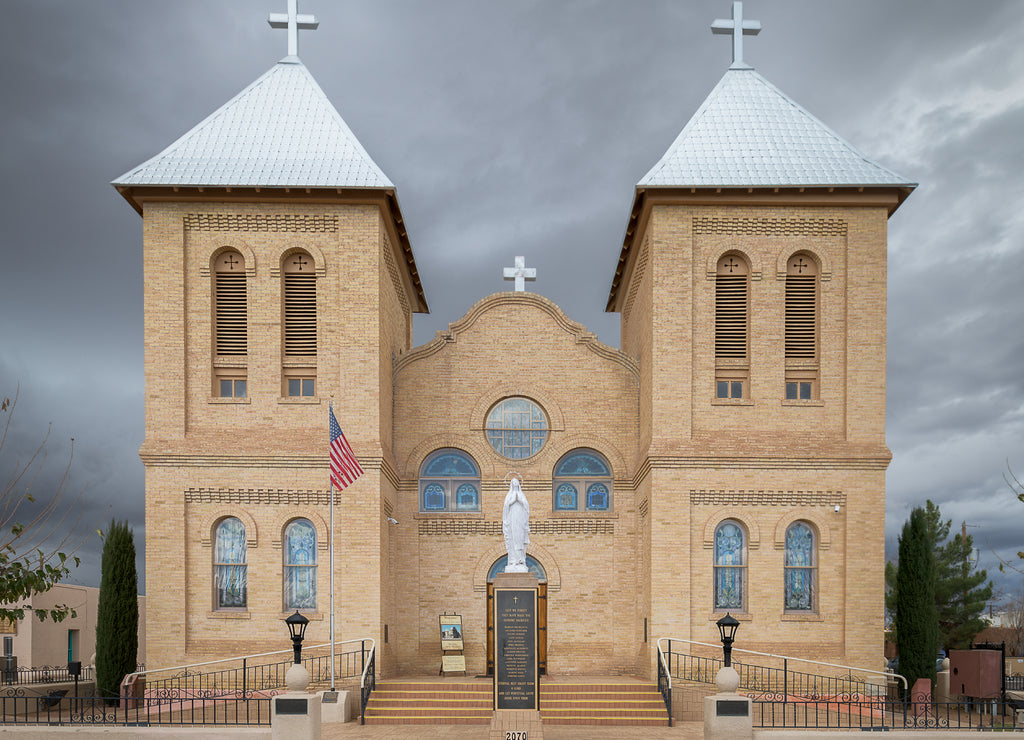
[{"x1": 487, "y1": 580, "x2": 547, "y2": 675}]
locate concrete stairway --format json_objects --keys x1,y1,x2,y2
[
  {"x1": 363, "y1": 680, "x2": 492, "y2": 725},
  {"x1": 540, "y1": 682, "x2": 670, "y2": 726},
  {"x1": 363, "y1": 679, "x2": 670, "y2": 726}
]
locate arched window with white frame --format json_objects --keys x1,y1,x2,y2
[
  {"x1": 552, "y1": 449, "x2": 613, "y2": 512},
  {"x1": 419, "y1": 449, "x2": 481, "y2": 512}
]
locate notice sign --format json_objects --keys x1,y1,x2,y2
[
  {"x1": 439, "y1": 614, "x2": 464, "y2": 652},
  {"x1": 493, "y1": 587, "x2": 538, "y2": 710}
]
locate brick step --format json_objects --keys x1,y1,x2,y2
[
  {"x1": 365, "y1": 707, "x2": 493, "y2": 718},
  {"x1": 364, "y1": 716, "x2": 491, "y2": 725},
  {"x1": 543, "y1": 717, "x2": 672, "y2": 726},
  {"x1": 541, "y1": 700, "x2": 666, "y2": 709}
]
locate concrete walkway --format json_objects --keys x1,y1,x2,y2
[{"x1": 323, "y1": 722, "x2": 705, "y2": 739}]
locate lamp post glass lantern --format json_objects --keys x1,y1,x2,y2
[
  {"x1": 286, "y1": 610, "x2": 309, "y2": 664},
  {"x1": 716, "y1": 612, "x2": 739, "y2": 667}
]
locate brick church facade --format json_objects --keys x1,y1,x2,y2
[{"x1": 114, "y1": 6, "x2": 913, "y2": 679}]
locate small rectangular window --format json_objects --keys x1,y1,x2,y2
[
  {"x1": 717, "y1": 381, "x2": 729, "y2": 399},
  {"x1": 302, "y1": 379, "x2": 315, "y2": 397},
  {"x1": 288, "y1": 378, "x2": 301, "y2": 397},
  {"x1": 219, "y1": 377, "x2": 247, "y2": 398},
  {"x1": 287, "y1": 377, "x2": 316, "y2": 398},
  {"x1": 799, "y1": 382, "x2": 811, "y2": 400},
  {"x1": 730, "y1": 381, "x2": 743, "y2": 399},
  {"x1": 785, "y1": 374, "x2": 817, "y2": 401},
  {"x1": 786, "y1": 382, "x2": 797, "y2": 400}
]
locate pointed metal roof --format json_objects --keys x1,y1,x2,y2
[
  {"x1": 639, "y1": 68, "x2": 914, "y2": 189},
  {"x1": 113, "y1": 60, "x2": 392, "y2": 189}
]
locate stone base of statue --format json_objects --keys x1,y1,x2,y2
[
  {"x1": 271, "y1": 664, "x2": 322, "y2": 740},
  {"x1": 703, "y1": 666, "x2": 752, "y2": 740},
  {"x1": 491, "y1": 572, "x2": 542, "y2": 738}
]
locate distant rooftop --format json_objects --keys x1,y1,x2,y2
[
  {"x1": 639, "y1": 67, "x2": 914, "y2": 189},
  {"x1": 112, "y1": 60, "x2": 393, "y2": 190}
]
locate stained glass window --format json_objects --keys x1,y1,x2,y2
[
  {"x1": 284, "y1": 519, "x2": 317, "y2": 610},
  {"x1": 784, "y1": 522, "x2": 815, "y2": 611},
  {"x1": 552, "y1": 449, "x2": 612, "y2": 512},
  {"x1": 488, "y1": 555, "x2": 547, "y2": 581},
  {"x1": 419, "y1": 449, "x2": 480, "y2": 512},
  {"x1": 214, "y1": 517, "x2": 247, "y2": 609},
  {"x1": 714, "y1": 521, "x2": 744, "y2": 611},
  {"x1": 485, "y1": 398, "x2": 548, "y2": 459}
]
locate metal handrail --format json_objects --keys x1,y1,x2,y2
[
  {"x1": 656, "y1": 636, "x2": 908, "y2": 694},
  {"x1": 120, "y1": 637, "x2": 373, "y2": 694},
  {"x1": 656, "y1": 639, "x2": 672, "y2": 726}
]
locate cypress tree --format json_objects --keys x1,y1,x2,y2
[
  {"x1": 95, "y1": 520, "x2": 138, "y2": 701},
  {"x1": 894, "y1": 507, "x2": 938, "y2": 693}
]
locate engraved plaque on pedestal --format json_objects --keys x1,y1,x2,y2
[{"x1": 493, "y1": 573, "x2": 539, "y2": 711}]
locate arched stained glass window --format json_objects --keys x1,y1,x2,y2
[
  {"x1": 714, "y1": 521, "x2": 745, "y2": 611},
  {"x1": 284, "y1": 519, "x2": 317, "y2": 610},
  {"x1": 488, "y1": 555, "x2": 547, "y2": 581},
  {"x1": 419, "y1": 449, "x2": 480, "y2": 512},
  {"x1": 485, "y1": 398, "x2": 548, "y2": 459},
  {"x1": 784, "y1": 522, "x2": 815, "y2": 611},
  {"x1": 214, "y1": 517, "x2": 247, "y2": 609},
  {"x1": 552, "y1": 449, "x2": 612, "y2": 511}
]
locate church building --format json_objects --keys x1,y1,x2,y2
[{"x1": 114, "y1": 3, "x2": 914, "y2": 680}]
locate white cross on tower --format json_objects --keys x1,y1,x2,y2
[
  {"x1": 711, "y1": 1, "x2": 761, "y2": 70},
  {"x1": 503, "y1": 256, "x2": 537, "y2": 293},
  {"x1": 268, "y1": 0, "x2": 319, "y2": 60}
]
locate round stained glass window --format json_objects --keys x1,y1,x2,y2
[{"x1": 485, "y1": 397, "x2": 548, "y2": 459}]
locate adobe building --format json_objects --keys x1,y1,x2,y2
[{"x1": 114, "y1": 4, "x2": 913, "y2": 679}]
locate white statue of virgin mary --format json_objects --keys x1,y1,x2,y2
[{"x1": 502, "y1": 476, "x2": 530, "y2": 573}]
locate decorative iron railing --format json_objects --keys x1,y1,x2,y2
[
  {"x1": 360, "y1": 641, "x2": 375, "y2": 725},
  {"x1": 1, "y1": 665, "x2": 96, "y2": 686},
  {"x1": 656, "y1": 640, "x2": 672, "y2": 726},
  {"x1": 752, "y1": 691, "x2": 1021, "y2": 731},
  {"x1": 0, "y1": 688, "x2": 276, "y2": 726}
]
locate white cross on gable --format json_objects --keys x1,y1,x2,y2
[
  {"x1": 503, "y1": 256, "x2": 537, "y2": 292},
  {"x1": 711, "y1": 1, "x2": 761, "y2": 70},
  {"x1": 268, "y1": 0, "x2": 319, "y2": 60}
]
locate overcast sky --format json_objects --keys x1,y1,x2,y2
[{"x1": 1, "y1": 1, "x2": 1022, "y2": 606}]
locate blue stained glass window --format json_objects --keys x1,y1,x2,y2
[
  {"x1": 784, "y1": 522, "x2": 815, "y2": 611},
  {"x1": 422, "y1": 483, "x2": 446, "y2": 510},
  {"x1": 488, "y1": 555, "x2": 547, "y2": 581},
  {"x1": 455, "y1": 484, "x2": 479, "y2": 510},
  {"x1": 555, "y1": 483, "x2": 577, "y2": 510},
  {"x1": 420, "y1": 449, "x2": 481, "y2": 512},
  {"x1": 214, "y1": 517, "x2": 247, "y2": 609},
  {"x1": 555, "y1": 453, "x2": 610, "y2": 477},
  {"x1": 586, "y1": 483, "x2": 609, "y2": 511},
  {"x1": 284, "y1": 519, "x2": 317, "y2": 610},
  {"x1": 485, "y1": 397, "x2": 548, "y2": 459},
  {"x1": 423, "y1": 452, "x2": 479, "y2": 477},
  {"x1": 714, "y1": 521, "x2": 744, "y2": 610}
]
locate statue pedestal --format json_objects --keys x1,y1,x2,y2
[
  {"x1": 491, "y1": 572, "x2": 542, "y2": 738},
  {"x1": 703, "y1": 667, "x2": 752, "y2": 740}
]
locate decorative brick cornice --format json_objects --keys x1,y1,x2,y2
[
  {"x1": 693, "y1": 216, "x2": 847, "y2": 237},
  {"x1": 186, "y1": 488, "x2": 332, "y2": 506},
  {"x1": 184, "y1": 213, "x2": 338, "y2": 233},
  {"x1": 417, "y1": 518, "x2": 613, "y2": 537},
  {"x1": 689, "y1": 489, "x2": 846, "y2": 507}
]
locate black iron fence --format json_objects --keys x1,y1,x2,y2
[
  {"x1": 140, "y1": 642, "x2": 370, "y2": 700},
  {"x1": 1, "y1": 664, "x2": 95, "y2": 686},
  {"x1": 660, "y1": 639, "x2": 884, "y2": 700},
  {"x1": 752, "y1": 690, "x2": 1021, "y2": 731},
  {"x1": 0, "y1": 687, "x2": 276, "y2": 726}
]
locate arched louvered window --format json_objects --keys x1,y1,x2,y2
[
  {"x1": 714, "y1": 520, "x2": 745, "y2": 611},
  {"x1": 715, "y1": 254, "x2": 749, "y2": 399},
  {"x1": 784, "y1": 522, "x2": 816, "y2": 611},
  {"x1": 284, "y1": 519, "x2": 317, "y2": 610},
  {"x1": 552, "y1": 449, "x2": 612, "y2": 512},
  {"x1": 283, "y1": 251, "x2": 317, "y2": 397},
  {"x1": 214, "y1": 517, "x2": 247, "y2": 609},
  {"x1": 785, "y1": 253, "x2": 819, "y2": 400},
  {"x1": 213, "y1": 250, "x2": 247, "y2": 398},
  {"x1": 419, "y1": 449, "x2": 481, "y2": 512}
]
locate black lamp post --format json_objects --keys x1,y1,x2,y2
[
  {"x1": 286, "y1": 610, "x2": 310, "y2": 665},
  {"x1": 716, "y1": 613, "x2": 740, "y2": 667}
]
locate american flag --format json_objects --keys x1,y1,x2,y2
[{"x1": 329, "y1": 407, "x2": 364, "y2": 490}]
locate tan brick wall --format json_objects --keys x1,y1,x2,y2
[{"x1": 138, "y1": 191, "x2": 893, "y2": 683}]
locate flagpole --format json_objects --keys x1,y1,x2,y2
[{"x1": 329, "y1": 401, "x2": 336, "y2": 692}]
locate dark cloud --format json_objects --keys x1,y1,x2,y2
[{"x1": 1, "y1": 1, "x2": 1021, "y2": 600}]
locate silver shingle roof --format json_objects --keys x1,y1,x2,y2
[
  {"x1": 113, "y1": 60, "x2": 392, "y2": 189},
  {"x1": 640, "y1": 68, "x2": 914, "y2": 188}
]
